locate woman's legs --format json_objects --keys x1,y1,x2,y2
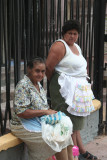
[
  {"x1": 76, "y1": 130, "x2": 86, "y2": 154},
  {"x1": 67, "y1": 145, "x2": 73, "y2": 160},
  {"x1": 55, "y1": 145, "x2": 73, "y2": 160},
  {"x1": 72, "y1": 130, "x2": 98, "y2": 160},
  {"x1": 71, "y1": 131, "x2": 77, "y2": 146},
  {"x1": 72, "y1": 130, "x2": 86, "y2": 154},
  {"x1": 55, "y1": 148, "x2": 68, "y2": 160}
]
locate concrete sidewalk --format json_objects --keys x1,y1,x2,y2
[{"x1": 84, "y1": 135, "x2": 107, "y2": 160}]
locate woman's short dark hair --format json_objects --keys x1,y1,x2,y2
[
  {"x1": 62, "y1": 19, "x2": 81, "y2": 36},
  {"x1": 27, "y1": 57, "x2": 45, "y2": 69}
]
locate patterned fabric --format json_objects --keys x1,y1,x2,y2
[
  {"x1": 11, "y1": 75, "x2": 49, "y2": 125},
  {"x1": 58, "y1": 73, "x2": 95, "y2": 117},
  {"x1": 41, "y1": 111, "x2": 66, "y2": 125},
  {"x1": 10, "y1": 124, "x2": 56, "y2": 160}
]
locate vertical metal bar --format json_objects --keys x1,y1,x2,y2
[
  {"x1": 56, "y1": 0, "x2": 60, "y2": 39},
  {"x1": 75, "y1": 0, "x2": 80, "y2": 46},
  {"x1": 0, "y1": 0, "x2": 3, "y2": 135},
  {"x1": 12, "y1": 0, "x2": 17, "y2": 86},
  {"x1": 90, "y1": 17, "x2": 94, "y2": 81},
  {"x1": 64, "y1": 0, "x2": 67, "y2": 22},
  {"x1": 59, "y1": 0, "x2": 62, "y2": 38},
  {"x1": 46, "y1": 0, "x2": 50, "y2": 103},
  {"x1": 22, "y1": 0, "x2": 27, "y2": 74},
  {"x1": 76, "y1": 0, "x2": 80, "y2": 20},
  {"x1": 89, "y1": 0, "x2": 94, "y2": 82},
  {"x1": 80, "y1": 0, "x2": 85, "y2": 52},
  {"x1": 13, "y1": 0, "x2": 21, "y2": 85},
  {"x1": 87, "y1": 0, "x2": 91, "y2": 79},
  {"x1": 56, "y1": 0, "x2": 62, "y2": 38},
  {"x1": 7, "y1": 0, "x2": 12, "y2": 119},
  {"x1": 105, "y1": 3, "x2": 107, "y2": 135},
  {"x1": 85, "y1": 1, "x2": 89, "y2": 59},
  {"x1": 25, "y1": 0, "x2": 32, "y2": 60},
  {"x1": 70, "y1": 0, "x2": 74, "y2": 19},
  {"x1": 93, "y1": 0, "x2": 106, "y2": 134},
  {"x1": 3, "y1": 0, "x2": 13, "y2": 133},
  {"x1": 42, "y1": 0, "x2": 48, "y2": 58},
  {"x1": 2, "y1": 0, "x2": 8, "y2": 133},
  {"x1": 30, "y1": 1, "x2": 34, "y2": 58},
  {"x1": 41, "y1": 1, "x2": 45, "y2": 58},
  {"x1": 49, "y1": 0, "x2": 52, "y2": 47},
  {"x1": 52, "y1": 0, "x2": 55, "y2": 42},
  {"x1": 105, "y1": 81, "x2": 107, "y2": 134},
  {"x1": 33, "y1": 0, "x2": 38, "y2": 57},
  {"x1": 37, "y1": 0, "x2": 42, "y2": 57},
  {"x1": 45, "y1": 0, "x2": 48, "y2": 56}
]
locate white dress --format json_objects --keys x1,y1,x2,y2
[{"x1": 55, "y1": 39, "x2": 95, "y2": 117}]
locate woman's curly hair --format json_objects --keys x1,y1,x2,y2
[{"x1": 62, "y1": 19, "x2": 81, "y2": 36}]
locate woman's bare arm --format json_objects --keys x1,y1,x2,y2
[
  {"x1": 17, "y1": 109, "x2": 57, "y2": 119},
  {"x1": 46, "y1": 41, "x2": 65, "y2": 81}
]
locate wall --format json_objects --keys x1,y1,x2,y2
[
  {"x1": 81, "y1": 110, "x2": 99, "y2": 144},
  {"x1": 0, "y1": 143, "x2": 28, "y2": 160}
]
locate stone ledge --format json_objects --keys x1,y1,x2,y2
[
  {"x1": 92, "y1": 99, "x2": 101, "y2": 112},
  {"x1": 0, "y1": 133, "x2": 23, "y2": 152},
  {"x1": 0, "y1": 99, "x2": 101, "y2": 152}
]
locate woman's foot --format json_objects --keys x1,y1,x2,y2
[{"x1": 80, "y1": 151, "x2": 99, "y2": 159}]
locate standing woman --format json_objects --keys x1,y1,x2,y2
[
  {"x1": 46, "y1": 20, "x2": 98, "y2": 160},
  {"x1": 10, "y1": 57, "x2": 73, "y2": 160}
]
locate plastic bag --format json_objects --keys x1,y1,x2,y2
[
  {"x1": 41, "y1": 112, "x2": 73, "y2": 152},
  {"x1": 41, "y1": 111, "x2": 66, "y2": 125}
]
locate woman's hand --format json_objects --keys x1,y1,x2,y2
[{"x1": 45, "y1": 109, "x2": 57, "y2": 115}]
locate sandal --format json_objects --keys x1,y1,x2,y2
[{"x1": 81, "y1": 151, "x2": 98, "y2": 159}]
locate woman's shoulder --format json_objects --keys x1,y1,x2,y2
[
  {"x1": 15, "y1": 76, "x2": 29, "y2": 90},
  {"x1": 55, "y1": 39, "x2": 68, "y2": 46},
  {"x1": 52, "y1": 39, "x2": 65, "y2": 46},
  {"x1": 50, "y1": 40, "x2": 65, "y2": 52},
  {"x1": 50, "y1": 39, "x2": 68, "y2": 51}
]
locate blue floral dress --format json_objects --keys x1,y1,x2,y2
[{"x1": 11, "y1": 75, "x2": 49, "y2": 132}]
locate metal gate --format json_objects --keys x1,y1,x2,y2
[
  {"x1": 0, "y1": 0, "x2": 106, "y2": 135},
  {"x1": 93, "y1": 0, "x2": 107, "y2": 135}
]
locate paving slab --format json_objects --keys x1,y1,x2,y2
[{"x1": 84, "y1": 135, "x2": 107, "y2": 160}]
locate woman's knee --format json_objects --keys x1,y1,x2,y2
[{"x1": 55, "y1": 148, "x2": 68, "y2": 160}]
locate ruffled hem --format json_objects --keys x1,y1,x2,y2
[
  {"x1": 72, "y1": 101, "x2": 95, "y2": 112},
  {"x1": 58, "y1": 73, "x2": 95, "y2": 117},
  {"x1": 67, "y1": 108, "x2": 90, "y2": 117}
]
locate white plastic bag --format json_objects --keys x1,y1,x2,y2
[{"x1": 41, "y1": 112, "x2": 73, "y2": 152}]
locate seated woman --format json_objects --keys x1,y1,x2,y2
[{"x1": 10, "y1": 57, "x2": 73, "y2": 160}]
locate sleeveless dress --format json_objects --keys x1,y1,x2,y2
[{"x1": 49, "y1": 39, "x2": 95, "y2": 130}]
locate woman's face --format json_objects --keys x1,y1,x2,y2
[
  {"x1": 27, "y1": 63, "x2": 46, "y2": 84},
  {"x1": 63, "y1": 29, "x2": 79, "y2": 46}
]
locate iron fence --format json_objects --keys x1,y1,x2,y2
[{"x1": 0, "y1": 0, "x2": 106, "y2": 135}]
